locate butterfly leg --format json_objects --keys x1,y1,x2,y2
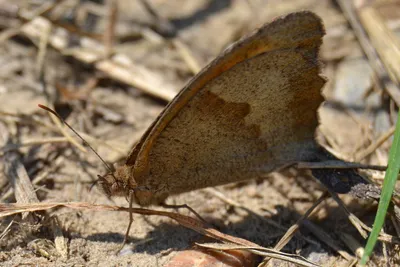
[
  {"x1": 160, "y1": 203, "x2": 208, "y2": 224},
  {"x1": 116, "y1": 190, "x2": 135, "y2": 254}
]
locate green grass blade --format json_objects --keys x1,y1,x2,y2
[{"x1": 360, "y1": 112, "x2": 400, "y2": 265}]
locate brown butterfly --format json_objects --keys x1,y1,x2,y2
[
  {"x1": 98, "y1": 11, "x2": 329, "y2": 206},
  {"x1": 39, "y1": 11, "x2": 368, "y2": 250}
]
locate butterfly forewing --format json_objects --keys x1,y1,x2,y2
[{"x1": 127, "y1": 12, "x2": 325, "y2": 204}]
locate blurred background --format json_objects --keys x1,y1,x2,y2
[{"x1": 0, "y1": 0, "x2": 399, "y2": 266}]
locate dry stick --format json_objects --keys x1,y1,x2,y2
[
  {"x1": 339, "y1": 232, "x2": 364, "y2": 259},
  {"x1": 172, "y1": 39, "x2": 202, "y2": 75},
  {"x1": 336, "y1": 0, "x2": 400, "y2": 107},
  {"x1": 0, "y1": 112, "x2": 125, "y2": 156},
  {"x1": 260, "y1": 192, "x2": 355, "y2": 266},
  {"x1": 204, "y1": 188, "x2": 324, "y2": 256},
  {"x1": 390, "y1": 215, "x2": 400, "y2": 238},
  {"x1": 3, "y1": 6, "x2": 171, "y2": 98},
  {"x1": 296, "y1": 160, "x2": 387, "y2": 171},
  {"x1": 0, "y1": 122, "x2": 39, "y2": 222},
  {"x1": 0, "y1": 156, "x2": 65, "y2": 202},
  {"x1": 302, "y1": 220, "x2": 355, "y2": 261},
  {"x1": 0, "y1": 202, "x2": 317, "y2": 267},
  {"x1": 329, "y1": 192, "x2": 399, "y2": 244},
  {"x1": 0, "y1": 0, "x2": 66, "y2": 43},
  {"x1": 0, "y1": 111, "x2": 60, "y2": 131},
  {"x1": 104, "y1": 0, "x2": 118, "y2": 58},
  {"x1": 18, "y1": 15, "x2": 176, "y2": 101},
  {"x1": 272, "y1": 192, "x2": 329, "y2": 251},
  {"x1": 355, "y1": 125, "x2": 396, "y2": 161}
]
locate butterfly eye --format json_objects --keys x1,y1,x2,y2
[{"x1": 111, "y1": 183, "x2": 120, "y2": 193}]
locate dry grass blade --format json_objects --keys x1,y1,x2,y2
[
  {"x1": 0, "y1": 111, "x2": 124, "y2": 156},
  {"x1": 359, "y1": 7, "x2": 400, "y2": 85},
  {"x1": 0, "y1": 137, "x2": 69, "y2": 154},
  {"x1": 355, "y1": 126, "x2": 396, "y2": 161},
  {"x1": 0, "y1": 220, "x2": 14, "y2": 242},
  {"x1": 196, "y1": 243, "x2": 320, "y2": 267},
  {"x1": 172, "y1": 39, "x2": 201, "y2": 74},
  {"x1": 0, "y1": 201, "x2": 317, "y2": 266},
  {"x1": 272, "y1": 192, "x2": 329, "y2": 251}
]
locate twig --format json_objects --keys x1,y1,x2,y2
[
  {"x1": 0, "y1": 156, "x2": 65, "y2": 202},
  {"x1": 259, "y1": 192, "x2": 355, "y2": 266},
  {"x1": 302, "y1": 220, "x2": 354, "y2": 261},
  {"x1": 355, "y1": 126, "x2": 395, "y2": 161},
  {"x1": 0, "y1": 0, "x2": 65, "y2": 43},
  {"x1": 336, "y1": 0, "x2": 400, "y2": 106},
  {"x1": 330, "y1": 192, "x2": 399, "y2": 244},
  {"x1": 172, "y1": 39, "x2": 201, "y2": 75},
  {"x1": 272, "y1": 192, "x2": 329, "y2": 251},
  {"x1": 359, "y1": 7, "x2": 400, "y2": 85},
  {"x1": 0, "y1": 111, "x2": 125, "y2": 155},
  {"x1": 339, "y1": 232, "x2": 364, "y2": 259},
  {"x1": 0, "y1": 121, "x2": 39, "y2": 221},
  {"x1": 20, "y1": 15, "x2": 176, "y2": 101},
  {"x1": 297, "y1": 160, "x2": 387, "y2": 171},
  {"x1": 103, "y1": 0, "x2": 118, "y2": 58},
  {"x1": 36, "y1": 18, "x2": 52, "y2": 78}
]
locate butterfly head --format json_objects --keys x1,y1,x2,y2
[{"x1": 97, "y1": 165, "x2": 136, "y2": 197}]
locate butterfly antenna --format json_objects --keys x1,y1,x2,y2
[{"x1": 38, "y1": 104, "x2": 114, "y2": 174}]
